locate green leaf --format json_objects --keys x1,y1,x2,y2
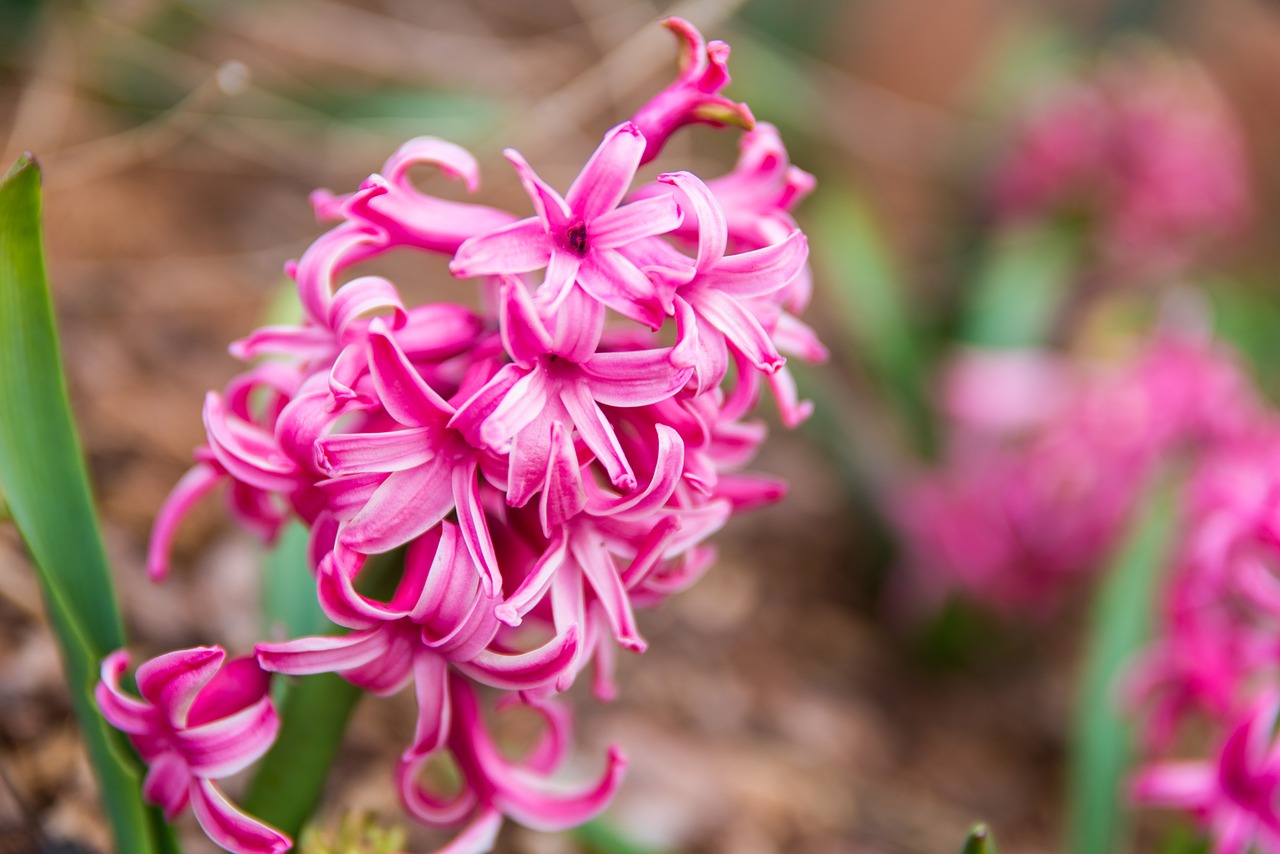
[
  {"x1": 961, "y1": 823, "x2": 1000, "y2": 854},
  {"x1": 572, "y1": 818, "x2": 668, "y2": 854},
  {"x1": 0, "y1": 153, "x2": 178, "y2": 853},
  {"x1": 960, "y1": 224, "x2": 1078, "y2": 349},
  {"x1": 1066, "y1": 477, "x2": 1177, "y2": 854},
  {"x1": 262, "y1": 519, "x2": 330, "y2": 641},
  {"x1": 242, "y1": 671, "x2": 364, "y2": 837},
  {"x1": 244, "y1": 548, "x2": 406, "y2": 836},
  {"x1": 811, "y1": 188, "x2": 935, "y2": 457}
]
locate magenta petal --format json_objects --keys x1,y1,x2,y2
[
  {"x1": 95, "y1": 651, "x2": 155, "y2": 735},
  {"x1": 692, "y1": 288, "x2": 785, "y2": 373},
  {"x1": 572, "y1": 536, "x2": 646, "y2": 652},
  {"x1": 488, "y1": 744, "x2": 628, "y2": 832},
  {"x1": 587, "y1": 424, "x2": 684, "y2": 519},
  {"x1": 566, "y1": 123, "x2": 646, "y2": 221},
  {"x1": 203, "y1": 394, "x2": 299, "y2": 492},
  {"x1": 189, "y1": 778, "x2": 291, "y2": 854},
  {"x1": 178, "y1": 695, "x2": 279, "y2": 778},
  {"x1": 559, "y1": 382, "x2": 635, "y2": 492},
  {"x1": 341, "y1": 455, "x2": 457, "y2": 554},
  {"x1": 481, "y1": 366, "x2": 550, "y2": 452},
  {"x1": 499, "y1": 277, "x2": 555, "y2": 367},
  {"x1": 317, "y1": 427, "x2": 436, "y2": 477},
  {"x1": 137, "y1": 647, "x2": 225, "y2": 729},
  {"x1": 458, "y1": 625, "x2": 579, "y2": 691},
  {"x1": 453, "y1": 462, "x2": 502, "y2": 596},
  {"x1": 368, "y1": 322, "x2": 455, "y2": 426},
  {"x1": 407, "y1": 652, "x2": 451, "y2": 759},
  {"x1": 495, "y1": 528, "x2": 568, "y2": 627},
  {"x1": 540, "y1": 421, "x2": 587, "y2": 535},
  {"x1": 397, "y1": 750, "x2": 479, "y2": 826},
  {"x1": 583, "y1": 348, "x2": 694, "y2": 407},
  {"x1": 141, "y1": 752, "x2": 191, "y2": 819},
  {"x1": 450, "y1": 217, "x2": 551, "y2": 278},
  {"x1": 433, "y1": 806, "x2": 503, "y2": 854},
  {"x1": 147, "y1": 463, "x2": 223, "y2": 582},
  {"x1": 701, "y1": 229, "x2": 809, "y2": 297},
  {"x1": 329, "y1": 275, "x2": 407, "y2": 342},
  {"x1": 576, "y1": 250, "x2": 665, "y2": 329},
  {"x1": 658, "y1": 171, "x2": 726, "y2": 271},
  {"x1": 590, "y1": 193, "x2": 683, "y2": 250},
  {"x1": 256, "y1": 629, "x2": 390, "y2": 676},
  {"x1": 545, "y1": 284, "x2": 604, "y2": 363},
  {"x1": 504, "y1": 148, "x2": 573, "y2": 232}
]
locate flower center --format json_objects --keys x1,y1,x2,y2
[{"x1": 565, "y1": 222, "x2": 589, "y2": 257}]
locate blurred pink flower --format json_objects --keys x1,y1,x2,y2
[{"x1": 993, "y1": 53, "x2": 1252, "y2": 280}]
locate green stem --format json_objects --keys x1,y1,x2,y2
[{"x1": 1066, "y1": 478, "x2": 1177, "y2": 854}]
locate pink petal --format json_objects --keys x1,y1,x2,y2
[
  {"x1": 148, "y1": 463, "x2": 223, "y2": 582},
  {"x1": 407, "y1": 651, "x2": 451, "y2": 759},
  {"x1": 256, "y1": 629, "x2": 391, "y2": 676},
  {"x1": 433, "y1": 806, "x2": 503, "y2": 854},
  {"x1": 495, "y1": 528, "x2": 569, "y2": 627},
  {"x1": 582, "y1": 348, "x2": 694, "y2": 407},
  {"x1": 136, "y1": 647, "x2": 225, "y2": 729},
  {"x1": 657, "y1": 171, "x2": 726, "y2": 271},
  {"x1": 329, "y1": 275, "x2": 406, "y2": 342},
  {"x1": 589, "y1": 193, "x2": 683, "y2": 250},
  {"x1": 458, "y1": 625, "x2": 580, "y2": 691},
  {"x1": 499, "y1": 277, "x2": 555, "y2": 368},
  {"x1": 571, "y1": 535, "x2": 646, "y2": 652},
  {"x1": 701, "y1": 229, "x2": 809, "y2": 297},
  {"x1": 178, "y1": 695, "x2": 279, "y2": 779},
  {"x1": 383, "y1": 137, "x2": 482, "y2": 192},
  {"x1": 454, "y1": 462, "x2": 502, "y2": 596},
  {"x1": 559, "y1": 382, "x2": 635, "y2": 492},
  {"x1": 566, "y1": 123, "x2": 646, "y2": 221},
  {"x1": 450, "y1": 217, "x2": 552, "y2": 278},
  {"x1": 368, "y1": 321, "x2": 455, "y2": 426},
  {"x1": 189, "y1": 778, "x2": 292, "y2": 854},
  {"x1": 203, "y1": 394, "x2": 299, "y2": 492},
  {"x1": 577, "y1": 250, "x2": 665, "y2": 329},
  {"x1": 317, "y1": 427, "x2": 436, "y2": 476},
  {"x1": 95, "y1": 651, "x2": 155, "y2": 735},
  {"x1": 540, "y1": 421, "x2": 587, "y2": 535},
  {"x1": 544, "y1": 284, "x2": 604, "y2": 363},
  {"x1": 141, "y1": 752, "x2": 191, "y2": 819},
  {"x1": 397, "y1": 750, "x2": 479, "y2": 826},
  {"x1": 504, "y1": 148, "x2": 572, "y2": 232},
  {"x1": 691, "y1": 288, "x2": 784, "y2": 373},
  {"x1": 341, "y1": 455, "x2": 457, "y2": 554},
  {"x1": 586, "y1": 424, "x2": 683, "y2": 519},
  {"x1": 484, "y1": 736, "x2": 628, "y2": 832},
  {"x1": 481, "y1": 366, "x2": 551, "y2": 452}
]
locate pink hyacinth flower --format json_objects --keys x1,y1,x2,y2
[
  {"x1": 397, "y1": 673, "x2": 626, "y2": 850},
  {"x1": 95, "y1": 648, "x2": 289, "y2": 854},
  {"x1": 630, "y1": 17, "x2": 755, "y2": 165},
  {"x1": 450, "y1": 122, "x2": 682, "y2": 329},
  {"x1": 1134, "y1": 691, "x2": 1280, "y2": 854}
]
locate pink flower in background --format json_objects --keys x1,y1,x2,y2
[
  {"x1": 95, "y1": 648, "x2": 289, "y2": 854},
  {"x1": 993, "y1": 52, "x2": 1252, "y2": 280},
  {"x1": 893, "y1": 336, "x2": 1257, "y2": 615}
]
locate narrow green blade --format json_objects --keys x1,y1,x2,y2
[
  {"x1": 1066, "y1": 479, "x2": 1177, "y2": 854},
  {"x1": 0, "y1": 154, "x2": 177, "y2": 853},
  {"x1": 812, "y1": 188, "x2": 935, "y2": 457},
  {"x1": 960, "y1": 225, "x2": 1077, "y2": 349}
]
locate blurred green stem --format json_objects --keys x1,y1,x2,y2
[
  {"x1": 960, "y1": 224, "x2": 1078, "y2": 350},
  {"x1": 1066, "y1": 476, "x2": 1177, "y2": 854}
]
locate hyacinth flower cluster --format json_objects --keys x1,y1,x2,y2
[
  {"x1": 92, "y1": 18, "x2": 823, "y2": 854},
  {"x1": 991, "y1": 51, "x2": 1251, "y2": 282},
  {"x1": 1126, "y1": 427, "x2": 1280, "y2": 854},
  {"x1": 890, "y1": 336, "x2": 1257, "y2": 616}
]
